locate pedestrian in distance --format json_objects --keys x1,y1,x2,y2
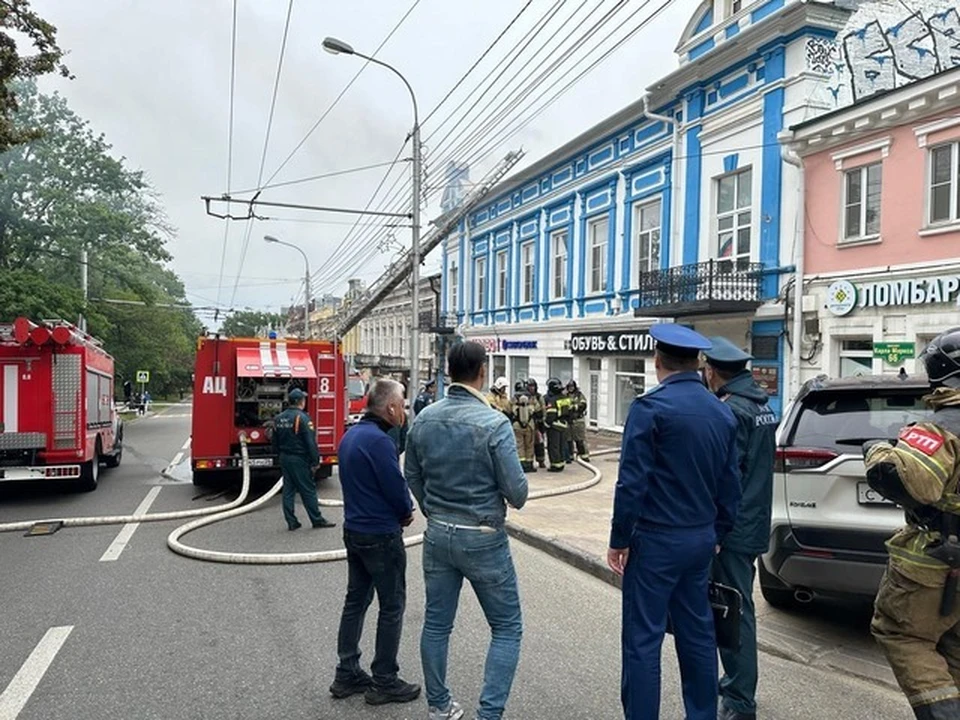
[
  {"x1": 270, "y1": 387, "x2": 336, "y2": 531},
  {"x1": 142, "y1": 390, "x2": 151, "y2": 413},
  {"x1": 525, "y1": 378, "x2": 547, "y2": 469},
  {"x1": 330, "y1": 378, "x2": 421, "y2": 707},
  {"x1": 414, "y1": 378, "x2": 436, "y2": 416},
  {"x1": 565, "y1": 379, "x2": 590, "y2": 462},
  {"x1": 702, "y1": 337, "x2": 778, "y2": 720},
  {"x1": 864, "y1": 327, "x2": 960, "y2": 720},
  {"x1": 543, "y1": 377, "x2": 567, "y2": 472},
  {"x1": 405, "y1": 341, "x2": 529, "y2": 720},
  {"x1": 512, "y1": 381, "x2": 537, "y2": 473},
  {"x1": 607, "y1": 323, "x2": 741, "y2": 720}
]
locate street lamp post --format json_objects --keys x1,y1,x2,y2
[
  {"x1": 322, "y1": 36, "x2": 421, "y2": 407},
  {"x1": 264, "y1": 235, "x2": 311, "y2": 339}
]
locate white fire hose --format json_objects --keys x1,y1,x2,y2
[{"x1": 0, "y1": 435, "x2": 612, "y2": 565}]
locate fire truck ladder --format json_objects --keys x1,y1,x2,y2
[{"x1": 329, "y1": 150, "x2": 523, "y2": 339}]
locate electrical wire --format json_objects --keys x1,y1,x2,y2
[
  {"x1": 214, "y1": 0, "x2": 238, "y2": 308},
  {"x1": 229, "y1": 0, "x2": 296, "y2": 308},
  {"x1": 229, "y1": 159, "x2": 408, "y2": 195}
]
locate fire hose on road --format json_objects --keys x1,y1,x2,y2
[{"x1": 0, "y1": 435, "x2": 612, "y2": 565}]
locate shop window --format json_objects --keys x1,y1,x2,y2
[
  {"x1": 716, "y1": 168, "x2": 752, "y2": 271},
  {"x1": 551, "y1": 229, "x2": 568, "y2": 299},
  {"x1": 843, "y1": 163, "x2": 882, "y2": 241},
  {"x1": 635, "y1": 198, "x2": 662, "y2": 274},
  {"x1": 838, "y1": 338, "x2": 874, "y2": 377},
  {"x1": 521, "y1": 242, "x2": 535, "y2": 304},
  {"x1": 492, "y1": 354, "x2": 506, "y2": 384},
  {"x1": 548, "y1": 357, "x2": 574, "y2": 384},
  {"x1": 929, "y1": 141, "x2": 960, "y2": 225},
  {"x1": 474, "y1": 257, "x2": 486, "y2": 311},
  {"x1": 449, "y1": 262, "x2": 458, "y2": 313},
  {"x1": 496, "y1": 250, "x2": 508, "y2": 308},
  {"x1": 510, "y1": 356, "x2": 530, "y2": 389},
  {"x1": 587, "y1": 216, "x2": 609, "y2": 294},
  {"x1": 615, "y1": 358, "x2": 646, "y2": 426}
]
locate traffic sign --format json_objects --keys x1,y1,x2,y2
[{"x1": 136, "y1": 370, "x2": 150, "y2": 383}]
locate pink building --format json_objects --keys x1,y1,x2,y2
[{"x1": 784, "y1": 67, "x2": 960, "y2": 383}]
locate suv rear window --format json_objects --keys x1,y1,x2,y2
[{"x1": 789, "y1": 390, "x2": 932, "y2": 454}]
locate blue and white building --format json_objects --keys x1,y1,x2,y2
[{"x1": 440, "y1": 0, "x2": 854, "y2": 429}]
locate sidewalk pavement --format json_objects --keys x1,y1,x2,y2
[{"x1": 505, "y1": 435, "x2": 899, "y2": 692}]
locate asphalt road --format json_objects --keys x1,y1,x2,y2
[{"x1": 0, "y1": 406, "x2": 912, "y2": 719}]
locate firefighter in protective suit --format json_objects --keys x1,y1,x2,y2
[
  {"x1": 513, "y1": 381, "x2": 536, "y2": 473},
  {"x1": 863, "y1": 327, "x2": 960, "y2": 720},
  {"x1": 543, "y1": 377, "x2": 567, "y2": 472},
  {"x1": 565, "y1": 379, "x2": 590, "y2": 461}
]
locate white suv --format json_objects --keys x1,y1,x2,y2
[{"x1": 760, "y1": 374, "x2": 932, "y2": 608}]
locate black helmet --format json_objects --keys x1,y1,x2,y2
[
  {"x1": 526, "y1": 378, "x2": 538, "y2": 391},
  {"x1": 566, "y1": 379, "x2": 578, "y2": 392},
  {"x1": 547, "y1": 377, "x2": 562, "y2": 393},
  {"x1": 921, "y1": 327, "x2": 960, "y2": 387},
  {"x1": 514, "y1": 381, "x2": 526, "y2": 393}
]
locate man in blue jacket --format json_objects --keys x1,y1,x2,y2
[
  {"x1": 330, "y1": 378, "x2": 421, "y2": 707},
  {"x1": 406, "y1": 341, "x2": 528, "y2": 720},
  {"x1": 608, "y1": 323, "x2": 741, "y2": 720},
  {"x1": 704, "y1": 337, "x2": 778, "y2": 720}
]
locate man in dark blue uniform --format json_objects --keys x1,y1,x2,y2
[
  {"x1": 703, "y1": 337, "x2": 777, "y2": 720},
  {"x1": 271, "y1": 388, "x2": 336, "y2": 530},
  {"x1": 608, "y1": 323, "x2": 741, "y2": 720}
]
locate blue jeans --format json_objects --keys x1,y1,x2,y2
[
  {"x1": 621, "y1": 524, "x2": 718, "y2": 720},
  {"x1": 336, "y1": 530, "x2": 407, "y2": 686},
  {"x1": 420, "y1": 521, "x2": 522, "y2": 720}
]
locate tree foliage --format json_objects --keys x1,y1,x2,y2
[
  {"x1": 0, "y1": 0, "x2": 70, "y2": 153},
  {"x1": 220, "y1": 310, "x2": 284, "y2": 339},
  {"x1": 0, "y1": 81, "x2": 199, "y2": 397}
]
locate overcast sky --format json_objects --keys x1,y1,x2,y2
[{"x1": 33, "y1": 0, "x2": 693, "y2": 317}]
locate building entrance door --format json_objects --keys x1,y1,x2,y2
[{"x1": 587, "y1": 358, "x2": 600, "y2": 427}]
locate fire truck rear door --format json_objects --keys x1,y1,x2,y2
[{"x1": 314, "y1": 351, "x2": 338, "y2": 456}]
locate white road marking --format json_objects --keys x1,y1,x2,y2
[
  {"x1": 152, "y1": 412, "x2": 192, "y2": 419},
  {"x1": 181, "y1": 437, "x2": 191, "y2": 451},
  {"x1": 0, "y1": 625, "x2": 73, "y2": 720},
  {"x1": 99, "y1": 487, "x2": 162, "y2": 562}
]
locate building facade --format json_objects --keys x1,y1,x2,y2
[
  {"x1": 785, "y1": 66, "x2": 960, "y2": 385},
  {"x1": 441, "y1": 0, "x2": 854, "y2": 429}
]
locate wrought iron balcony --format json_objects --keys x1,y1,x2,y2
[
  {"x1": 634, "y1": 259, "x2": 764, "y2": 318},
  {"x1": 427, "y1": 312, "x2": 459, "y2": 335}
]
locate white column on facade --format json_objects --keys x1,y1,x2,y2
[{"x1": 614, "y1": 170, "x2": 628, "y2": 311}]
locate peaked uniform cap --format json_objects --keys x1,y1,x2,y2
[
  {"x1": 288, "y1": 388, "x2": 307, "y2": 402},
  {"x1": 704, "y1": 336, "x2": 753, "y2": 370},
  {"x1": 649, "y1": 323, "x2": 712, "y2": 358}
]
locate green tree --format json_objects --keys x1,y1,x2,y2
[
  {"x1": 0, "y1": 1, "x2": 70, "y2": 153},
  {"x1": 220, "y1": 310, "x2": 284, "y2": 338}
]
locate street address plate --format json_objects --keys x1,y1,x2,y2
[{"x1": 857, "y1": 482, "x2": 895, "y2": 506}]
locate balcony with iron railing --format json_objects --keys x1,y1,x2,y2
[{"x1": 634, "y1": 259, "x2": 764, "y2": 317}]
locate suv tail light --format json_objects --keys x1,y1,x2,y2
[{"x1": 775, "y1": 447, "x2": 839, "y2": 472}]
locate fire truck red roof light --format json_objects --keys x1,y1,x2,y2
[{"x1": 235, "y1": 346, "x2": 317, "y2": 379}]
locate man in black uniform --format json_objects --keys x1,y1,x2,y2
[
  {"x1": 543, "y1": 377, "x2": 567, "y2": 473},
  {"x1": 271, "y1": 388, "x2": 336, "y2": 530},
  {"x1": 526, "y1": 378, "x2": 547, "y2": 469}
]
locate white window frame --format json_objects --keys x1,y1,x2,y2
[
  {"x1": 842, "y1": 162, "x2": 882, "y2": 242},
  {"x1": 474, "y1": 257, "x2": 486, "y2": 311},
  {"x1": 496, "y1": 250, "x2": 508, "y2": 308},
  {"x1": 634, "y1": 198, "x2": 662, "y2": 275},
  {"x1": 551, "y1": 229, "x2": 568, "y2": 300},
  {"x1": 449, "y1": 261, "x2": 458, "y2": 314},
  {"x1": 715, "y1": 167, "x2": 753, "y2": 271},
  {"x1": 587, "y1": 215, "x2": 609, "y2": 294},
  {"x1": 837, "y1": 337, "x2": 875, "y2": 377},
  {"x1": 521, "y1": 241, "x2": 534, "y2": 305},
  {"x1": 928, "y1": 141, "x2": 960, "y2": 225}
]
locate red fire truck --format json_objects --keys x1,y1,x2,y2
[
  {"x1": 190, "y1": 333, "x2": 347, "y2": 485},
  {"x1": 0, "y1": 317, "x2": 123, "y2": 491}
]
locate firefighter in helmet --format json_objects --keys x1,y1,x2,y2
[
  {"x1": 272, "y1": 388, "x2": 336, "y2": 530},
  {"x1": 487, "y1": 376, "x2": 514, "y2": 419},
  {"x1": 526, "y1": 378, "x2": 547, "y2": 469},
  {"x1": 863, "y1": 327, "x2": 960, "y2": 719},
  {"x1": 513, "y1": 381, "x2": 536, "y2": 473},
  {"x1": 565, "y1": 379, "x2": 590, "y2": 461},
  {"x1": 543, "y1": 377, "x2": 567, "y2": 472}
]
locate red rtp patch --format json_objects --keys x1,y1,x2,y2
[{"x1": 899, "y1": 426, "x2": 944, "y2": 456}]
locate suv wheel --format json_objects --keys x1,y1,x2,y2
[{"x1": 758, "y1": 561, "x2": 802, "y2": 611}]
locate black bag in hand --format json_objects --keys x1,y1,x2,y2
[{"x1": 666, "y1": 581, "x2": 742, "y2": 651}]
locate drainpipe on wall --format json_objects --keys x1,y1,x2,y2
[
  {"x1": 642, "y1": 95, "x2": 679, "y2": 268},
  {"x1": 781, "y1": 140, "x2": 804, "y2": 402}
]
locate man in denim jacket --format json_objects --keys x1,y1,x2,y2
[{"x1": 405, "y1": 341, "x2": 529, "y2": 720}]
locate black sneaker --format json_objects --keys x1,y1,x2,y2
[
  {"x1": 312, "y1": 518, "x2": 337, "y2": 529},
  {"x1": 288, "y1": 522, "x2": 302, "y2": 531},
  {"x1": 329, "y1": 670, "x2": 373, "y2": 699},
  {"x1": 364, "y1": 678, "x2": 421, "y2": 705}
]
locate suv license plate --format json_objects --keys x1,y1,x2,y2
[
  {"x1": 248, "y1": 458, "x2": 272, "y2": 467},
  {"x1": 857, "y1": 482, "x2": 895, "y2": 506}
]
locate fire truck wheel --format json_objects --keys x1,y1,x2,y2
[
  {"x1": 105, "y1": 432, "x2": 123, "y2": 468},
  {"x1": 314, "y1": 465, "x2": 333, "y2": 481},
  {"x1": 79, "y1": 443, "x2": 101, "y2": 492}
]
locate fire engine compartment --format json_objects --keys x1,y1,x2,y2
[{"x1": 233, "y1": 376, "x2": 307, "y2": 428}]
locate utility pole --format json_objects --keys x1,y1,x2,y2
[
  {"x1": 410, "y1": 121, "x2": 422, "y2": 401},
  {"x1": 80, "y1": 246, "x2": 88, "y2": 332},
  {"x1": 304, "y1": 260, "x2": 312, "y2": 339}
]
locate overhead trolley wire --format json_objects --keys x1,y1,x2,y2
[{"x1": 214, "y1": 0, "x2": 239, "y2": 308}]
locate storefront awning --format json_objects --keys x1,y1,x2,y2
[{"x1": 236, "y1": 344, "x2": 317, "y2": 378}]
